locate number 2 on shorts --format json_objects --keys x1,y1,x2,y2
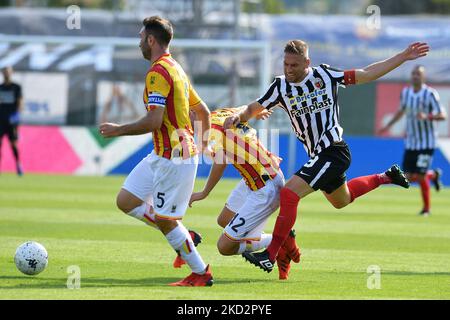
[{"x1": 229, "y1": 214, "x2": 246, "y2": 233}]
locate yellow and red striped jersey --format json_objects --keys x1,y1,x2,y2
[
  {"x1": 210, "y1": 108, "x2": 282, "y2": 191},
  {"x1": 143, "y1": 53, "x2": 201, "y2": 159}
]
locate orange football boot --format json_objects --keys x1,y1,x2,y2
[
  {"x1": 169, "y1": 264, "x2": 214, "y2": 287},
  {"x1": 282, "y1": 230, "x2": 301, "y2": 263},
  {"x1": 276, "y1": 246, "x2": 291, "y2": 280}
]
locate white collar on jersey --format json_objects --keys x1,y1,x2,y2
[{"x1": 286, "y1": 67, "x2": 314, "y2": 86}]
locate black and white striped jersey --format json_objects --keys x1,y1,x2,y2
[
  {"x1": 257, "y1": 64, "x2": 353, "y2": 158},
  {"x1": 400, "y1": 85, "x2": 443, "y2": 150}
]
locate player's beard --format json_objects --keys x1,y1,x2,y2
[{"x1": 140, "y1": 41, "x2": 152, "y2": 61}]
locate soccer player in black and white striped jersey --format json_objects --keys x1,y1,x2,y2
[
  {"x1": 380, "y1": 65, "x2": 446, "y2": 216},
  {"x1": 224, "y1": 40, "x2": 429, "y2": 274}
]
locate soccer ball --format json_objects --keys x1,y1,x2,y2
[{"x1": 14, "y1": 241, "x2": 48, "y2": 275}]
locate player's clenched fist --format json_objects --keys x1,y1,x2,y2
[{"x1": 99, "y1": 122, "x2": 122, "y2": 138}]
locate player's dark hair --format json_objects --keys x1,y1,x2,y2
[
  {"x1": 142, "y1": 16, "x2": 173, "y2": 47},
  {"x1": 284, "y1": 40, "x2": 309, "y2": 57}
]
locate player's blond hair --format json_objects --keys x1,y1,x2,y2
[{"x1": 284, "y1": 40, "x2": 309, "y2": 58}]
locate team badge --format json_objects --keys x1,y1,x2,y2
[{"x1": 314, "y1": 77, "x2": 324, "y2": 89}]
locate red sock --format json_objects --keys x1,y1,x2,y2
[
  {"x1": 420, "y1": 177, "x2": 430, "y2": 212},
  {"x1": 426, "y1": 170, "x2": 436, "y2": 181},
  {"x1": 266, "y1": 188, "x2": 300, "y2": 261},
  {"x1": 348, "y1": 173, "x2": 391, "y2": 203}
]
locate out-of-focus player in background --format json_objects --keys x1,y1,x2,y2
[
  {"x1": 225, "y1": 40, "x2": 428, "y2": 273},
  {"x1": 99, "y1": 16, "x2": 213, "y2": 286},
  {"x1": 100, "y1": 84, "x2": 139, "y2": 124},
  {"x1": 380, "y1": 65, "x2": 446, "y2": 216},
  {"x1": 189, "y1": 107, "x2": 300, "y2": 280},
  {"x1": 0, "y1": 66, "x2": 23, "y2": 176}
]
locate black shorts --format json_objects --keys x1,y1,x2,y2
[
  {"x1": 0, "y1": 122, "x2": 18, "y2": 141},
  {"x1": 402, "y1": 149, "x2": 434, "y2": 174},
  {"x1": 295, "y1": 141, "x2": 351, "y2": 194}
]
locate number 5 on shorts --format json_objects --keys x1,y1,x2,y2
[{"x1": 156, "y1": 192, "x2": 165, "y2": 208}]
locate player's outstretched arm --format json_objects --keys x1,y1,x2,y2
[
  {"x1": 379, "y1": 109, "x2": 405, "y2": 134},
  {"x1": 223, "y1": 102, "x2": 265, "y2": 129},
  {"x1": 189, "y1": 161, "x2": 227, "y2": 207},
  {"x1": 99, "y1": 107, "x2": 164, "y2": 138},
  {"x1": 355, "y1": 42, "x2": 430, "y2": 85}
]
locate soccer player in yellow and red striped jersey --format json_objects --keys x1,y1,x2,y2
[
  {"x1": 100, "y1": 16, "x2": 213, "y2": 287},
  {"x1": 189, "y1": 107, "x2": 300, "y2": 280}
]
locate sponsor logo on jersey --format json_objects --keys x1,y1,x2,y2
[
  {"x1": 290, "y1": 98, "x2": 333, "y2": 117},
  {"x1": 289, "y1": 88, "x2": 327, "y2": 104}
]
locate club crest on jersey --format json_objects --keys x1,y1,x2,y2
[{"x1": 314, "y1": 77, "x2": 324, "y2": 89}]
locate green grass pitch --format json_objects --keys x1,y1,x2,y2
[{"x1": 0, "y1": 174, "x2": 449, "y2": 300}]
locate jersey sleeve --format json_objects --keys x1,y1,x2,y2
[
  {"x1": 400, "y1": 88, "x2": 407, "y2": 111},
  {"x1": 209, "y1": 128, "x2": 227, "y2": 164},
  {"x1": 145, "y1": 67, "x2": 171, "y2": 110},
  {"x1": 320, "y1": 64, "x2": 355, "y2": 87},
  {"x1": 257, "y1": 78, "x2": 281, "y2": 110},
  {"x1": 188, "y1": 83, "x2": 202, "y2": 108},
  {"x1": 16, "y1": 84, "x2": 22, "y2": 100},
  {"x1": 429, "y1": 89, "x2": 442, "y2": 114}
]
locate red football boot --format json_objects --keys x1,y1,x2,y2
[
  {"x1": 173, "y1": 230, "x2": 202, "y2": 268},
  {"x1": 282, "y1": 229, "x2": 301, "y2": 263},
  {"x1": 169, "y1": 265, "x2": 214, "y2": 287},
  {"x1": 276, "y1": 246, "x2": 292, "y2": 280}
]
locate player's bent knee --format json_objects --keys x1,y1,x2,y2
[
  {"x1": 331, "y1": 201, "x2": 348, "y2": 209},
  {"x1": 116, "y1": 195, "x2": 130, "y2": 213},
  {"x1": 217, "y1": 237, "x2": 238, "y2": 256},
  {"x1": 116, "y1": 189, "x2": 142, "y2": 213},
  {"x1": 217, "y1": 215, "x2": 228, "y2": 228}
]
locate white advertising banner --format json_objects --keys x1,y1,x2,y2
[{"x1": 14, "y1": 72, "x2": 68, "y2": 125}]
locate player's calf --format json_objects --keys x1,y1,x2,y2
[{"x1": 154, "y1": 216, "x2": 178, "y2": 235}]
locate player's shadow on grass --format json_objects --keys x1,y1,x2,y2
[{"x1": 0, "y1": 275, "x2": 272, "y2": 289}]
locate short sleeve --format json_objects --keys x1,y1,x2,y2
[
  {"x1": 209, "y1": 128, "x2": 227, "y2": 164},
  {"x1": 400, "y1": 88, "x2": 407, "y2": 111},
  {"x1": 145, "y1": 67, "x2": 171, "y2": 109},
  {"x1": 188, "y1": 83, "x2": 202, "y2": 108},
  {"x1": 16, "y1": 85, "x2": 22, "y2": 99},
  {"x1": 320, "y1": 64, "x2": 356, "y2": 86},
  {"x1": 257, "y1": 78, "x2": 281, "y2": 110},
  {"x1": 429, "y1": 89, "x2": 442, "y2": 114}
]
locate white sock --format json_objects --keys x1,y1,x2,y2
[
  {"x1": 127, "y1": 203, "x2": 158, "y2": 230},
  {"x1": 237, "y1": 234, "x2": 273, "y2": 254},
  {"x1": 165, "y1": 224, "x2": 207, "y2": 274}
]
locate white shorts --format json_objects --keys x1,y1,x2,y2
[
  {"x1": 122, "y1": 151, "x2": 198, "y2": 220},
  {"x1": 224, "y1": 172, "x2": 285, "y2": 241}
]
